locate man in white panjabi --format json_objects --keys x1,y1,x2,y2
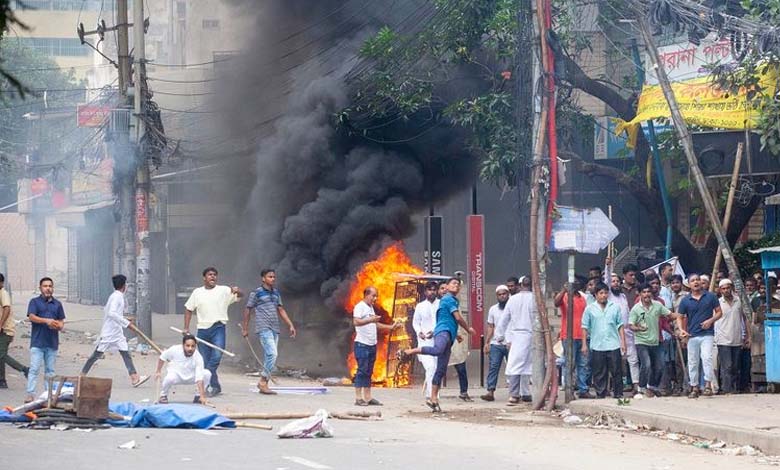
[
  {"x1": 81, "y1": 275, "x2": 148, "y2": 387},
  {"x1": 497, "y1": 276, "x2": 536, "y2": 405},
  {"x1": 412, "y1": 281, "x2": 439, "y2": 401},
  {"x1": 155, "y1": 334, "x2": 210, "y2": 405}
]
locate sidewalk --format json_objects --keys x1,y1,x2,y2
[{"x1": 568, "y1": 394, "x2": 780, "y2": 455}]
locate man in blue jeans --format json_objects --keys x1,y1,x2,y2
[
  {"x1": 25, "y1": 277, "x2": 65, "y2": 402},
  {"x1": 400, "y1": 277, "x2": 476, "y2": 413},
  {"x1": 678, "y1": 273, "x2": 722, "y2": 398},
  {"x1": 554, "y1": 280, "x2": 592, "y2": 398},
  {"x1": 241, "y1": 269, "x2": 296, "y2": 395},
  {"x1": 184, "y1": 267, "x2": 242, "y2": 397},
  {"x1": 480, "y1": 284, "x2": 510, "y2": 401}
]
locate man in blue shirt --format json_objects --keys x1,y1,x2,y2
[
  {"x1": 678, "y1": 273, "x2": 722, "y2": 398},
  {"x1": 581, "y1": 282, "x2": 626, "y2": 399},
  {"x1": 399, "y1": 277, "x2": 476, "y2": 413},
  {"x1": 26, "y1": 277, "x2": 65, "y2": 402}
]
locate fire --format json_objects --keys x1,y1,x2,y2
[{"x1": 345, "y1": 243, "x2": 423, "y2": 386}]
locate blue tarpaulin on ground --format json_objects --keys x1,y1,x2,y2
[
  {"x1": 0, "y1": 410, "x2": 31, "y2": 423},
  {"x1": 108, "y1": 402, "x2": 235, "y2": 429}
]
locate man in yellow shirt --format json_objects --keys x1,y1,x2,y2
[
  {"x1": 183, "y1": 267, "x2": 243, "y2": 396},
  {"x1": 0, "y1": 273, "x2": 29, "y2": 389}
]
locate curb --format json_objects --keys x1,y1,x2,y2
[{"x1": 568, "y1": 401, "x2": 779, "y2": 455}]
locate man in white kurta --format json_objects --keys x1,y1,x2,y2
[
  {"x1": 497, "y1": 278, "x2": 536, "y2": 405},
  {"x1": 412, "y1": 281, "x2": 439, "y2": 400},
  {"x1": 81, "y1": 275, "x2": 148, "y2": 387},
  {"x1": 156, "y1": 335, "x2": 211, "y2": 404}
]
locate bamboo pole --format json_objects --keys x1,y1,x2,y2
[
  {"x1": 634, "y1": 9, "x2": 753, "y2": 336},
  {"x1": 235, "y1": 422, "x2": 273, "y2": 430},
  {"x1": 223, "y1": 410, "x2": 381, "y2": 420},
  {"x1": 710, "y1": 143, "x2": 744, "y2": 291},
  {"x1": 128, "y1": 323, "x2": 163, "y2": 354}
]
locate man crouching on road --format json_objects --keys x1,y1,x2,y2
[{"x1": 156, "y1": 334, "x2": 209, "y2": 405}]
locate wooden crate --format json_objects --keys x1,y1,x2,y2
[{"x1": 75, "y1": 376, "x2": 112, "y2": 420}]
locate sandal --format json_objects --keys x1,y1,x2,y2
[
  {"x1": 354, "y1": 399, "x2": 368, "y2": 406},
  {"x1": 157, "y1": 396, "x2": 169, "y2": 404},
  {"x1": 688, "y1": 388, "x2": 699, "y2": 399},
  {"x1": 458, "y1": 393, "x2": 474, "y2": 402},
  {"x1": 431, "y1": 402, "x2": 442, "y2": 413},
  {"x1": 702, "y1": 387, "x2": 713, "y2": 397},
  {"x1": 425, "y1": 399, "x2": 436, "y2": 410},
  {"x1": 507, "y1": 397, "x2": 520, "y2": 406},
  {"x1": 366, "y1": 398, "x2": 383, "y2": 406}
]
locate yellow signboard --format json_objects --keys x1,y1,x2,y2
[{"x1": 616, "y1": 69, "x2": 778, "y2": 147}]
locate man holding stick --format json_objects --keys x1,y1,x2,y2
[
  {"x1": 184, "y1": 267, "x2": 242, "y2": 397},
  {"x1": 241, "y1": 269, "x2": 296, "y2": 395},
  {"x1": 81, "y1": 275, "x2": 149, "y2": 387}
]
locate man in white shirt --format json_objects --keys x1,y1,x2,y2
[
  {"x1": 412, "y1": 281, "x2": 439, "y2": 402},
  {"x1": 183, "y1": 267, "x2": 242, "y2": 397},
  {"x1": 353, "y1": 286, "x2": 402, "y2": 406},
  {"x1": 81, "y1": 275, "x2": 149, "y2": 387},
  {"x1": 497, "y1": 277, "x2": 536, "y2": 405},
  {"x1": 155, "y1": 334, "x2": 210, "y2": 404},
  {"x1": 480, "y1": 285, "x2": 510, "y2": 402},
  {"x1": 715, "y1": 279, "x2": 750, "y2": 394}
]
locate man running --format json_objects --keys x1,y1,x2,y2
[
  {"x1": 184, "y1": 267, "x2": 242, "y2": 397},
  {"x1": 81, "y1": 275, "x2": 148, "y2": 387}
]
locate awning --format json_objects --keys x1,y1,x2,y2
[{"x1": 55, "y1": 200, "x2": 113, "y2": 227}]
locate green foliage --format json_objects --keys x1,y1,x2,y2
[
  {"x1": 343, "y1": 0, "x2": 526, "y2": 187},
  {"x1": 445, "y1": 92, "x2": 517, "y2": 185},
  {"x1": 734, "y1": 232, "x2": 780, "y2": 279}
]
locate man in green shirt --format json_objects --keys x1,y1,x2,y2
[
  {"x1": 629, "y1": 283, "x2": 683, "y2": 398},
  {"x1": 581, "y1": 283, "x2": 626, "y2": 398}
]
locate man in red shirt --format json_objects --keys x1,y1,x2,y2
[{"x1": 555, "y1": 280, "x2": 592, "y2": 398}]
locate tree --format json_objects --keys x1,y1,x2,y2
[
  {"x1": 342, "y1": 0, "x2": 776, "y2": 272},
  {"x1": 0, "y1": 0, "x2": 31, "y2": 96},
  {"x1": 0, "y1": 39, "x2": 85, "y2": 177}
]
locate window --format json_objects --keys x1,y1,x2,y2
[
  {"x1": 15, "y1": 38, "x2": 90, "y2": 57},
  {"x1": 202, "y1": 19, "x2": 220, "y2": 29}
]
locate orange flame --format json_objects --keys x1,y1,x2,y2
[{"x1": 345, "y1": 243, "x2": 423, "y2": 386}]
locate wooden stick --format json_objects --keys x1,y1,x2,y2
[
  {"x1": 235, "y1": 421, "x2": 273, "y2": 430},
  {"x1": 710, "y1": 142, "x2": 744, "y2": 292},
  {"x1": 169, "y1": 326, "x2": 236, "y2": 357},
  {"x1": 128, "y1": 323, "x2": 163, "y2": 354},
  {"x1": 223, "y1": 410, "x2": 382, "y2": 420}
]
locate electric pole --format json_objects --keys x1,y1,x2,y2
[
  {"x1": 116, "y1": 0, "x2": 137, "y2": 317},
  {"x1": 133, "y1": 0, "x2": 152, "y2": 336}
]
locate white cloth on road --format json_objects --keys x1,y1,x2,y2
[{"x1": 96, "y1": 290, "x2": 130, "y2": 353}]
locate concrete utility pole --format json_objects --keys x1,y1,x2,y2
[
  {"x1": 116, "y1": 0, "x2": 137, "y2": 317},
  {"x1": 133, "y1": 0, "x2": 152, "y2": 336},
  {"x1": 635, "y1": 11, "x2": 754, "y2": 329}
]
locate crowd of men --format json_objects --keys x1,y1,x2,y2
[
  {"x1": 0, "y1": 267, "x2": 295, "y2": 406},
  {"x1": 549, "y1": 261, "x2": 778, "y2": 400}
]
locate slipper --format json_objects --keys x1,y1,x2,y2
[
  {"x1": 366, "y1": 398, "x2": 383, "y2": 406},
  {"x1": 458, "y1": 394, "x2": 474, "y2": 402},
  {"x1": 354, "y1": 399, "x2": 368, "y2": 406},
  {"x1": 157, "y1": 396, "x2": 169, "y2": 404},
  {"x1": 506, "y1": 397, "x2": 520, "y2": 406},
  {"x1": 425, "y1": 399, "x2": 436, "y2": 410},
  {"x1": 132, "y1": 375, "x2": 150, "y2": 388},
  {"x1": 431, "y1": 403, "x2": 442, "y2": 413}
]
